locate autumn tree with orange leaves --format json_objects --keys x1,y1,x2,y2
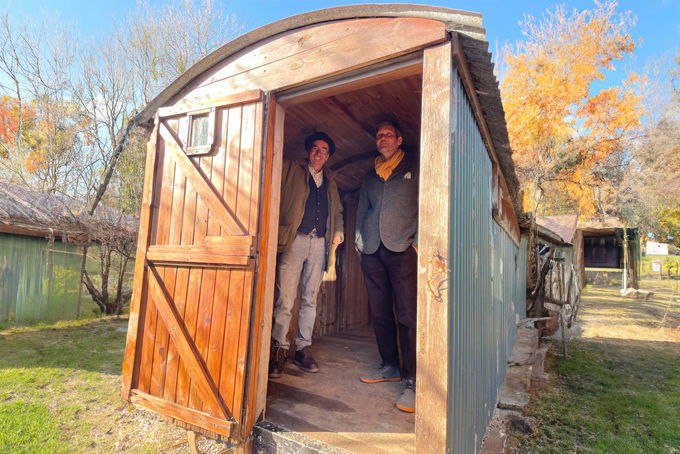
[{"x1": 500, "y1": 2, "x2": 644, "y2": 218}]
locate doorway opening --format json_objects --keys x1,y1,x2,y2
[{"x1": 263, "y1": 65, "x2": 423, "y2": 454}]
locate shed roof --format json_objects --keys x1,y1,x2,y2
[
  {"x1": 0, "y1": 183, "x2": 137, "y2": 241},
  {"x1": 577, "y1": 217, "x2": 632, "y2": 236},
  {"x1": 537, "y1": 215, "x2": 579, "y2": 245},
  {"x1": 135, "y1": 4, "x2": 520, "y2": 208}
]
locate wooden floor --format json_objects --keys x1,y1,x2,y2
[{"x1": 264, "y1": 325, "x2": 415, "y2": 454}]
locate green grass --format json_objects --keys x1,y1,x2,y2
[
  {"x1": 641, "y1": 254, "x2": 680, "y2": 277},
  {"x1": 509, "y1": 341, "x2": 680, "y2": 453},
  {"x1": 508, "y1": 281, "x2": 680, "y2": 454},
  {"x1": 0, "y1": 317, "x2": 187, "y2": 453}
]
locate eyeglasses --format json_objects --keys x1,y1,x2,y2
[{"x1": 310, "y1": 146, "x2": 329, "y2": 155}]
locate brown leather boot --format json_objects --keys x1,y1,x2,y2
[
  {"x1": 293, "y1": 346, "x2": 319, "y2": 373},
  {"x1": 268, "y1": 346, "x2": 287, "y2": 379}
]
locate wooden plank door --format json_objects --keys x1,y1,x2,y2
[{"x1": 121, "y1": 90, "x2": 269, "y2": 441}]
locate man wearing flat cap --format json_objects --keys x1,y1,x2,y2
[{"x1": 269, "y1": 132, "x2": 344, "y2": 378}]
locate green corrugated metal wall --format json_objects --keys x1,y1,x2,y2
[
  {"x1": 0, "y1": 233, "x2": 95, "y2": 325},
  {"x1": 448, "y1": 69, "x2": 526, "y2": 453}
]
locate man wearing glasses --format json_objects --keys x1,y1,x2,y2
[
  {"x1": 356, "y1": 120, "x2": 419, "y2": 413},
  {"x1": 269, "y1": 132, "x2": 344, "y2": 378}
]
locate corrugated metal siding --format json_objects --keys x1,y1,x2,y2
[
  {"x1": 0, "y1": 233, "x2": 97, "y2": 325},
  {"x1": 448, "y1": 70, "x2": 522, "y2": 453}
]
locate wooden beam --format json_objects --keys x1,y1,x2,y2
[
  {"x1": 158, "y1": 89, "x2": 262, "y2": 118},
  {"x1": 122, "y1": 115, "x2": 159, "y2": 401},
  {"x1": 146, "y1": 246, "x2": 253, "y2": 267},
  {"x1": 147, "y1": 264, "x2": 232, "y2": 421},
  {"x1": 278, "y1": 58, "x2": 422, "y2": 107},
  {"x1": 245, "y1": 96, "x2": 284, "y2": 440},
  {"x1": 131, "y1": 390, "x2": 233, "y2": 438},
  {"x1": 416, "y1": 41, "x2": 452, "y2": 454}
]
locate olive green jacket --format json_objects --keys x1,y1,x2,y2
[{"x1": 277, "y1": 158, "x2": 344, "y2": 270}]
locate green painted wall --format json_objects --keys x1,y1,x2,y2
[{"x1": 0, "y1": 233, "x2": 98, "y2": 326}]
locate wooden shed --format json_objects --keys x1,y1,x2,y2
[
  {"x1": 0, "y1": 182, "x2": 136, "y2": 325},
  {"x1": 121, "y1": 5, "x2": 525, "y2": 453}
]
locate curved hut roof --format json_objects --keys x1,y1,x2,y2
[{"x1": 136, "y1": 4, "x2": 520, "y2": 207}]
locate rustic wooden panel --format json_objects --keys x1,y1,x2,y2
[
  {"x1": 232, "y1": 102, "x2": 263, "y2": 428},
  {"x1": 124, "y1": 97, "x2": 265, "y2": 439},
  {"x1": 122, "y1": 115, "x2": 159, "y2": 400},
  {"x1": 219, "y1": 270, "x2": 244, "y2": 412},
  {"x1": 131, "y1": 390, "x2": 233, "y2": 438},
  {"x1": 165, "y1": 18, "x2": 444, "y2": 113},
  {"x1": 163, "y1": 266, "x2": 189, "y2": 403},
  {"x1": 160, "y1": 121, "x2": 248, "y2": 237},
  {"x1": 176, "y1": 267, "x2": 202, "y2": 406},
  {"x1": 186, "y1": 133, "x2": 218, "y2": 413},
  {"x1": 147, "y1": 265, "x2": 230, "y2": 419},
  {"x1": 138, "y1": 130, "x2": 170, "y2": 395},
  {"x1": 254, "y1": 100, "x2": 285, "y2": 425},
  {"x1": 416, "y1": 41, "x2": 452, "y2": 454},
  {"x1": 158, "y1": 89, "x2": 262, "y2": 117},
  {"x1": 146, "y1": 247, "x2": 253, "y2": 266},
  {"x1": 338, "y1": 195, "x2": 370, "y2": 332},
  {"x1": 492, "y1": 163, "x2": 521, "y2": 247},
  {"x1": 161, "y1": 142, "x2": 189, "y2": 402}
]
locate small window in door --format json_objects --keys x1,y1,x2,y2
[{"x1": 186, "y1": 107, "x2": 215, "y2": 155}]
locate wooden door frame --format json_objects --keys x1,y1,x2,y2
[
  {"x1": 239, "y1": 94, "x2": 285, "y2": 446},
  {"x1": 249, "y1": 53, "x2": 448, "y2": 445}
]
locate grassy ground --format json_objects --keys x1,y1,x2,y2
[
  {"x1": 0, "y1": 318, "x2": 226, "y2": 454},
  {"x1": 641, "y1": 254, "x2": 680, "y2": 278},
  {"x1": 508, "y1": 279, "x2": 680, "y2": 453}
]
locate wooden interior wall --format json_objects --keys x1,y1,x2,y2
[{"x1": 274, "y1": 73, "x2": 426, "y2": 349}]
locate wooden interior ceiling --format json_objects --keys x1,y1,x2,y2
[{"x1": 282, "y1": 74, "x2": 423, "y2": 193}]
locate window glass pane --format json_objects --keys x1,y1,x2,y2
[{"x1": 190, "y1": 115, "x2": 210, "y2": 147}]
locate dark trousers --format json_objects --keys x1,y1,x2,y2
[{"x1": 360, "y1": 243, "x2": 417, "y2": 380}]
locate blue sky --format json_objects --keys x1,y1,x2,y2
[{"x1": 5, "y1": 0, "x2": 680, "y2": 80}]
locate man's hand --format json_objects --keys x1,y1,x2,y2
[{"x1": 332, "y1": 235, "x2": 342, "y2": 245}]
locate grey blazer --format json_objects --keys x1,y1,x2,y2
[{"x1": 355, "y1": 153, "x2": 419, "y2": 254}]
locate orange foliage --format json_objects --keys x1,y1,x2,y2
[
  {"x1": 501, "y1": 2, "x2": 644, "y2": 217},
  {"x1": 0, "y1": 96, "x2": 36, "y2": 149}
]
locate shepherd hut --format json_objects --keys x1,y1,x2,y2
[{"x1": 121, "y1": 5, "x2": 526, "y2": 453}]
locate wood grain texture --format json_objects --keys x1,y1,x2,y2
[
  {"x1": 160, "y1": 121, "x2": 248, "y2": 237},
  {"x1": 186, "y1": 144, "x2": 217, "y2": 413},
  {"x1": 122, "y1": 115, "x2": 159, "y2": 400},
  {"x1": 158, "y1": 89, "x2": 262, "y2": 118},
  {"x1": 167, "y1": 18, "x2": 445, "y2": 113},
  {"x1": 131, "y1": 390, "x2": 233, "y2": 438},
  {"x1": 416, "y1": 41, "x2": 452, "y2": 454},
  {"x1": 254, "y1": 100, "x2": 284, "y2": 424},
  {"x1": 147, "y1": 265, "x2": 231, "y2": 420},
  {"x1": 146, "y1": 247, "x2": 253, "y2": 266},
  {"x1": 138, "y1": 128, "x2": 170, "y2": 395}
]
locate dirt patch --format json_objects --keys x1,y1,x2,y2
[{"x1": 579, "y1": 280, "x2": 680, "y2": 345}]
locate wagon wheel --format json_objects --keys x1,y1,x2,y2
[{"x1": 187, "y1": 430, "x2": 201, "y2": 454}]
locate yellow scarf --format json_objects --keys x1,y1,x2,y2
[{"x1": 375, "y1": 149, "x2": 404, "y2": 181}]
